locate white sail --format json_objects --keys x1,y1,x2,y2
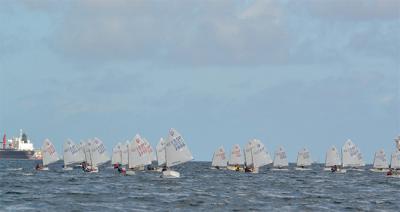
[
  {"x1": 121, "y1": 141, "x2": 129, "y2": 166},
  {"x1": 245, "y1": 139, "x2": 272, "y2": 168},
  {"x1": 391, "y1": 150, "x2": 400, "y2": 169},
  {"x1": 82, "y1": 141, "x2": 92, "y2": 165},
  {"x1": 89, "y1": 138, "x2": 110, "y2": 167},
  {"x1": 325, "y1": 146, "x2": 341, "y2": 167},
  {"x1": 143, "y1": 137, "x2": 157, "y2": 162},
  {"x1": 156, "y1": 138, "x2": 166, "y2": 166},
  {"x1": 63, "y1": 139, "x2": 85, "y2": 166},
  {"x1": 228, "y1": 144, "x2": 244, "y2": 165},
  {"x1": 372, "y1": 149, "x2": 388, "y2": 169},
  {"x1": 165, "y1": 128, "x2": 193, "y2": 167},
  {"x1": 128, "y1": 134, "x2": 152, "y2": 168},
  {"x1": 211, "y1": 146, "x2": 228, "y2": 167},
  {"x1": 42, "y1": 139, "x2": 60, "y2": 166},
  {"x1": 111, "y1": 142, "x2": 122, "y2": 165},
  {"x1": 273, "y1": 146, "x2": 289, "y2": 167},
  {"x1": 297, "y1": 148, "x2": 312, "y2": 167},
  {"x1": 342, "y1": 139, "x2": 364, "y2": 167}
]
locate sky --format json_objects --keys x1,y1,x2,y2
[{"x1": 0, "y1": 0, "x2": 399, "y2": 162}]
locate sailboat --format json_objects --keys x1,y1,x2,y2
[
  {"x1": 211, "y1": 146, "x2": 228, "y2": 169},
  {"x1": 370, "y1": 149, "x2": 389, "y2": 172},
  {"x1": 244, "y1": 139, "x2": 273, "y2": 173},
  {"x1": 390, "y1": 150, "x2": 400, "y2": 170},
  {"x1": 126, "y1": 134, "x2": 152, "y2": 175},
  {"x1": 295, "y1": 148, "x2": 312, "y2": 171},
  {"x1": 227, "y1": 144, "x2": 244, "y2": 171},
  {"x1": 156, "y1": 137, "x2": 166, "y2": 172},
  {"x1": 39, "y1": 139, "x2": 60, "y2": 171},
  {"x1": 342, "y1": 139, "x2": 364, "y2": 171},
  {"x1": 111, "y1": 142, "x2": 123, "y2": 166},
  {"x1": 121, "y1": 141, "x2": 129, "y2": 167},
  {"x1": 161, "y1": 128, "x2": 193, "y2": 178},
  {"x1": 272, "y1": 146, "x2": 289, "y2": 170},
  {"x1": 85, "y1": 138, "x2": 110, "y2": 173},
  {"x1": 324, "y1": 146, "x2": 345, "y2": 173},
  {"x1": 63, "y1": 139, "x2": 85, "y2": 171},
  {"x1": 143, "y1": 137, "x2": 157, "y2": 170}
]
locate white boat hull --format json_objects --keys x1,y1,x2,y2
[
  {"x1": 63, "y1": 167, "x2": 74, "y2": 171},
  {"x1": 272, "y1": 168, "x2": 289, "y2": 171},
  {"x1": 126, "y1": 170, "x2": 136, "y2": 175},
  {"x1": 370, "y1": 168, "x2": 388, "y2": 173},
  {"x1": 161, "y1": 170, "x2": 180, "y2": 178},
  {"x1": 295, "y1": 167, "x2": 312, "y2": 171},
  {"x1": 227, "y1": 166, "x2": 244, "y2": 172}
]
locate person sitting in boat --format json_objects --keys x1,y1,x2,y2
[
  {"x1": 235, "y1": 164, "x2": 240, "y2": 172},
  {"x1": 147, "y1": 165, "x2": 156, "y2": 170},
  {"x1": 81, "y1": 162, "x2": 87, "y2": 171},
  {"x1": 244, "y1": 166, "x2": 252, "y2": 173},
  {"x1": 162, "y1": 165, "x2": 168, "y2": 172},
  {"x1": 331, "y1": 165, "x2": 338, "y2": 172},
  {"x1": 113, "y1": 163, "x2": 120, "y2": 169},
  {"x1": 387, "y1": 168, "x2": 393, "y2": 176},
  {"x1": 215, "y1": 166, "x2": 220, "y2": 170},
  {"x1": 301, "y1": 166, "x2": 305, "y2": 169},
  {"x1": 35, "y1": 163, "x2": 43, "y2": 170}
]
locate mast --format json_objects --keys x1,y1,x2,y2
[
  {"x1": 3, "y1": 133, "x2": 6, "y2": 149},
  {"x1": 164, "y1": 143, "x2": 168, "y2": 168},
  {"x1": 250, "y1": 146, "x2": 254, "y2": 168},
  {"x1": 88, "y1": 142, "x2": 93, "y2": 167}
]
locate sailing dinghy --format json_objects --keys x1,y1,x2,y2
[
  {"x1": 126, "y1": 134, "x2": 152, "y2": 175},
  {"x1": 386, "y1": 150, "x2": 400, "y2": 177},
  {"x1": 211, "y1": 146, "x2": 228, "y2": 169},
  {"x1": 342, "y1": 139, "x2": 365, "y2": 171},
  {"x1": 156, "y1": 138, "x2": 166, "y2": 172},
  {"x1": 272, "y1": 146, "x2": 289, "y2": 171},
  {"x1": 295, "y1": 148, "x2": 312, "y2": 171},
  {"x1": 227, "y1": 144, "x2": 244, "y2": 171},
  {"x1": 38, "y1": 139, "x2": 60, "y2": 171},
  {"x1": 63, "y1": 139, "x2": 85, "y2": 171},
  {"x1": 161, "y1": 128, "x2": 193, "y2": 178},
  {"x1": 244, "y1": 139, "x2": 272, "y2": 173},
  {"x1": 370, "y1": 149, "x2": 389, "y2": 172},
  {"x1": 85, "y1": 138, "x2": 110, "y2": 173},
  {"x1": 324, "y1": 146, "x2": 346, "y2": 173},
  {"x1": 111, "y1": 142, "x2": 123, "y2": 168}
]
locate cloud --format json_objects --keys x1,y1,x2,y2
[
  {"x1": 22, "y1": 0, "x2": 289, "y2": 66},
  {"x1": 303, "y1": 0, "x2": 400, "y2": 21}
]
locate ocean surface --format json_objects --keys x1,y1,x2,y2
[{"x1": 1, "y1": 160, "x2": 399, "y2": 211}]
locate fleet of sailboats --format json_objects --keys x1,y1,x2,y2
[{"x1": 33, "y1": 132, "x2": 400, "y2": 177}]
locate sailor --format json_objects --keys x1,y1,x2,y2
[
  {"x1": 301, "y1": 166, "x2": 305, "y2": 169},
  {"x1": 215, "y1": 166, "x2": 220, "y2": 170},
  {"x1": 387, "y1": 168, "x2": 393, "y2": 176},
  {"x1": 162, "y1": 165, "x2": 167, "y2": 172},
  {"x1": 244, "y1": 166, "x2": 252, "y2": 173},
  {"x1": 331, "y1": 165, "x2": 338, "y2": 172},
  {"x1": 113, "y1": 163, "x2": 120, "y2": 169},
  {"x1": 235, "y1": 164, "x2": 240, "y2": 172},
  {"x1": 35, "y1": 163, "x2": 43, "y2": 170}
]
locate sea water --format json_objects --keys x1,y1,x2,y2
[{"x1": 1, "y1": 160, "x2": 399, "y2": 211}]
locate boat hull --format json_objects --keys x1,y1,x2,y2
[
  {"x1": 0, "y1": 149, "x2": 35, "y2": 160},
  {"x1": 161, "y1": 170, "x2": 180, "y2": 178}
]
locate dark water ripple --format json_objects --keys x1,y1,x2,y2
[{"x1": 1, "y1": 160, "x2": 399, "y2": 211}]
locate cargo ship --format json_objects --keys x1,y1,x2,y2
[{"x1": 0, "y1": 129, "x2": 41, "y2": 160}]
